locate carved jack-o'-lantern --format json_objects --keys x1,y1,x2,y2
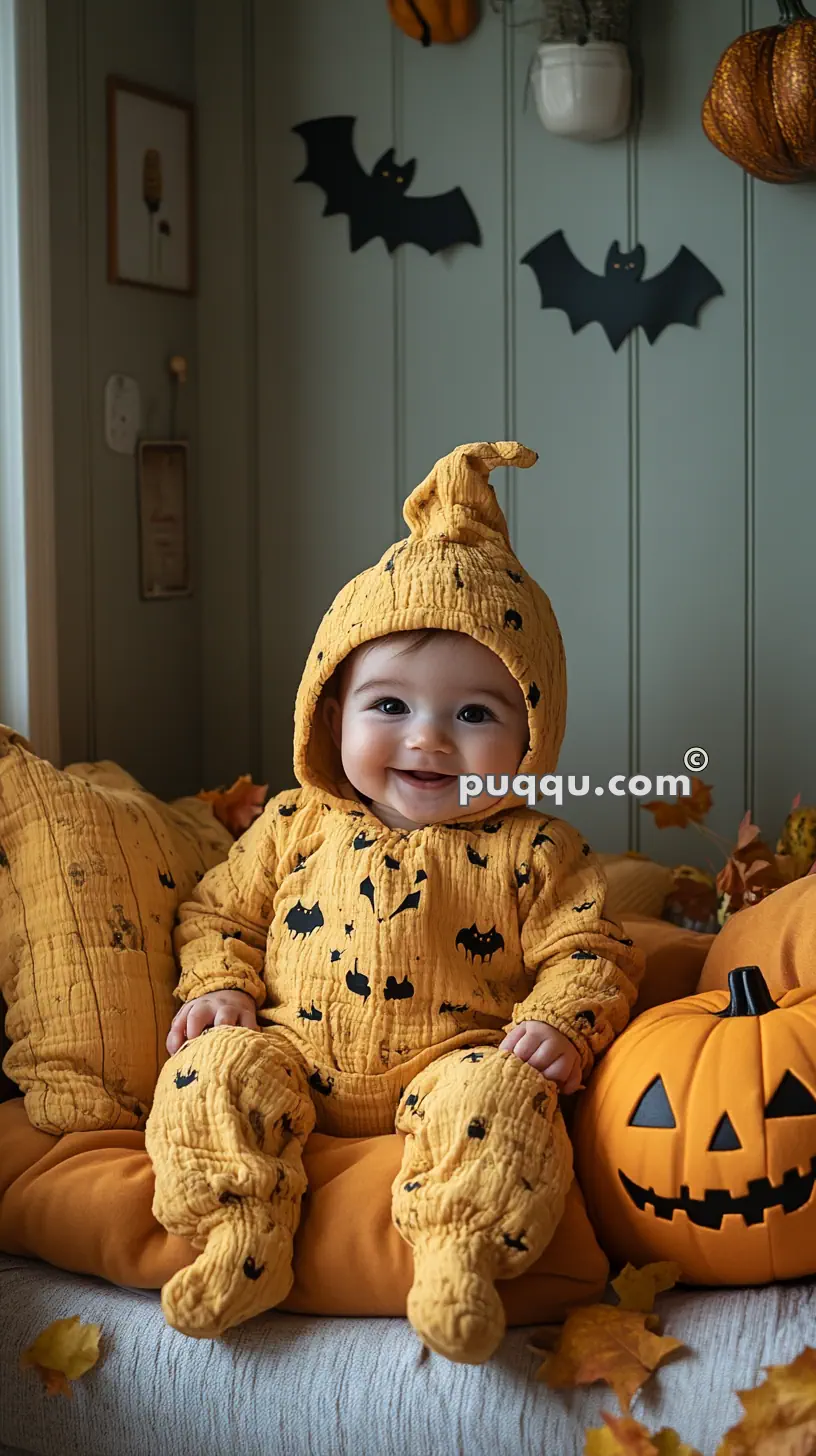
[{"x1": 574, "y1": 966, "x2": 816, "y2": 1286}]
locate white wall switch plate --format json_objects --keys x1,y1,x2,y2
[{"x1": 104, "y1": 374, "x2": 141, "y2": 455}]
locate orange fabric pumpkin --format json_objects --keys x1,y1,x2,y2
[
  {"x1": 702, "y1": 0, "x2": 816, "y2": 183},
  {"x1": 574, "y1": 966, "x2": 816, "y2": 1286},
  {"x1": 698, "y1": 875, "x2": 816, "y2": 998},
  {"x1": 388, "y1": 0, "x2": 479, "y2": 46}
]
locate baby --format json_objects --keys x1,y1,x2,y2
[{"x1": 145, "y1": 441, "x2": 644, "y2": 1364}]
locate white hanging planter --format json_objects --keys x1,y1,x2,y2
[{"x1": 531, "y1": 41, "x2": 632, "y2": 141}]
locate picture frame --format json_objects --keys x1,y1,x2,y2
[
  {"x1": 107, "y1": 76, "x2": 196, "y2": 295},
  {"x1": 137, "y1": 441, "x2": 192, "y2": 600}
]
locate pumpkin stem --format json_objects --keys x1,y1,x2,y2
[
  {"x1": 717, "y1": 965, "x2": 778, "y2": 1018},
  {"x1": 405, "y1": 0, "x2": 432, "y2": 45},
  {"x1": 777, "y1": 0, "x2": 812, "y2": 24}
]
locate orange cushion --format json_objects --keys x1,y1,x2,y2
[
  {"x1": 622, "y1": 914, "x2": 716, "y2": 1015},
  {"x1": 697, "y1": 876, "x2": 816, "y2": 998},
  {"x1": 0, "y1": 1099, "x2": 608, "y2": 1322}
]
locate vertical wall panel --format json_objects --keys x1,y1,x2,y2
[
  {"x1": 512, "y1": 11, "x2": 632, "y2": 851},
  {"x1": 636, "y1": 0, "x2": 747, "y2": 869},
  {"x1": 254, "y1": 0, "x2": 397, "y2": 790}
]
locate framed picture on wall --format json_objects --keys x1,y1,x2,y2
[
  {"x1": 137, "y1": 441, "x2": 191, "y2": 599},
  {"x1": 107, "y1": 76, "x2": 196, "y2": 295}
]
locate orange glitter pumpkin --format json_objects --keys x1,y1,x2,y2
[
  {"x1": 574, "y1": 966, "x2": 816, "y2": 1286},
  {"x1": 388, "y1": 0, "x2": 479, "y2": 46},
  {"x1": 702, "y1": 0, "x2": 816, "y2": 183}
]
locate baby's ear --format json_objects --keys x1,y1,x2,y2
[{"x1": 322, "y1": 693, "x2": 342, "y2": 750}]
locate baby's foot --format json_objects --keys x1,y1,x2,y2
[
  {"x1": 408, "y1": 1241, "x2": 505, "y2": 1365},
  {"x1": 161, "y1": 1200, "x2": 295, "y2": 1339}
]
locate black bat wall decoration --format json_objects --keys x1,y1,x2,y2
[
  {"x1": 292, "y1": 116, "x2": 481, "y2": 255},
  {"x1": 521, "y1": 231, "x2": 724, "y2": 351}
]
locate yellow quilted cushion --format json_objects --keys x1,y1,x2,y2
[
  {"x1": 0, "y1": 727, "x2": 232, "y2": 1135},
  {"x1": 598, "y1": 852, "x2": 673, "y2": 920}
]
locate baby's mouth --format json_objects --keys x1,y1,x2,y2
[{"x1": 393, "y1": 769, "x2": 455, "y2": 790}]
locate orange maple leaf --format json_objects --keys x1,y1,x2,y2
[
  {"x1": 717, "y1": 1346, "x2": 816, "y2": 1453},
  {"x1": 586, "y1": 1412, "x2": 702, "y2": 1455},
  {"x1": 197, "y1": 775, "x2": 268, "y2": 837},
  {"x1": 641, "y1": 778, "x2": 713, "y2": 830},
  {"x1": 537, "y1": 1304, "x2": 686, "y2": 1413}
]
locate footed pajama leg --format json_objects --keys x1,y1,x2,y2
[
  {"x1": 393, "y1": 1044, "x2": 572, "y2": 1364},
  {"x1": 144, "y1": 1025, "x2": 315, "y2": 1339}
]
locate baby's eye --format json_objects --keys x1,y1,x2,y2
[
  {"x1": 458, "y1": 704, "x2": 495, "y2": 725},
  {"x1": 373, "y1": 697, "x2": 407, "y2": 715}
]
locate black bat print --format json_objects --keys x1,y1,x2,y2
[
  {"x1": 515, "y1": 864, "x2": 531, "y2": 888},
  {"x1": 384, "y1": 855, "x2": 400, "y2": 870},
  {"x1": 285, "y1": 900, "x2": 325, "y2": 937},
  {"x1": 390, "y1": 889, "x2": 421, "y2": 917},
  {"x1": 532, "y1": 825, "x2": 554, "y2": 848},
  {"x1": 462, "y1": 1052, "x2": 484, "y2": 1063},
  {"x1": 348, "y1": 810, "x2": 365, "y2": 818},
  {"x1": 503, "y1": 1232, "x2": 529, "y2": 1252},
  {"x1": 572, "y1": 949, "x2": 598, "y2": 961},
  {"x1": 330, "y1": 949, "x2": 342, "y2": 962},
  {"x1": 504, "y1": 610, "x2": 522, "y2": 631},
  {"x1": 174, "y1": 1068, "x2": 197, "y2": 1089},
  {"x1": 278, "y1": 803, "x2": 298, "y2": 817},
  {"x1": 573, "y1": 901, "x2": 596, "y2": 913},
  {"x1": 440, "y1": 1001, "x2": 469, "y2": 1015},
  {"x1": 243, "y1": 1257, "x2": 265, "y2": 1281},
  {"x1": 467, "y1": 1117, "x2": 487, "y2": 1139},
  {"x1": 346, "y1": 961, "x2": 371, "y2": 1001},
  {"x1": 455, "y1": 924, "x2": 505, "y2": 963},
  {"x1": 404, "y1": 1093, "x2": 419, "y2": 1109},
  {"x1": 403, "y1": 1181, "x2": 422, "y2": 1192},
  {"x1": 384, "y1": 974, "x2": 415, "y2": 1000},
  {"x1": 582, "y1": 842, "x2": 591, "y2": 855},
  {"x1": 415, "y1": 869, "x2": 427, "y2": 883},
  {"x1": 360, "y1": 877, "x2": 376, "y2": 911},
  {"x1": 293, "y1": 116, "x2": 481, "y2": 255},
  {"x1": 308, "y1": 1070, "x2": 334, "y2": 1097},
  {"x1": 158, "y1": 870, "x2": 176, "y2": 890},
  {"x1": 454, "y1": 563, "x2": 464, "y2": 589},
  {"x1": 481, "y1": 821, "x2": 503, "y2": 834},
  {"x1": 614, "y1": 935, "x2": 635, "y2": 947},
  {"x1": 528, "y1": 683, "x2": 540, "y2": 709},
  {"x1": 467, "y1": 845, "x2": 488, "y2": 869},
  {"x1": 345, "y1": 922, "x2": 354, "y2": 936},
  {"x1": 353, "y1": 830, "x2": 377, "y2": 850},
  {"x1": 507, "y1": 569, "x2": 523, "y2": 583},
  {"x1": 298, "y1": 1004, "x2": 323, "y2": 1022}
]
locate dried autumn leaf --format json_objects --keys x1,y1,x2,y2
[
  {"x1": 537, "y1": 1304, "x2": 686, "y2": 1413},
  {"x1": 585, "y1": 1412, "x2": 702, "y2": 1455},
  {"x1": 197, "y1": 775, "x2": 268, "y2": 837},
  {"x1": 736, "y1": 811, "x2": 762, "y2": 852},
  {"x1": 641, "y1": 778, "x2": 713, "y2": 831},
  {"x1": 20, "y1": 1317, "x2": 101, "y2": 1398},
  {"x1": 717, "y1": 1347, "x2": 816, "y2": 1454},
  {"x1": 611, "y1": 1262, "x2": 682, "y2": 1314}
]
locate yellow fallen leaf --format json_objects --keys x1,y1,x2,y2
[
  {"x1": 20, "y1": 1317, "x2": 101, "y2": 1398},
  {"x1": 585, "y1": 1413, "x2": 702, "y2": 1454},
  {"x1": 612, "y1": 1262, "x2": 682, "y2": 1313},
  {"x1": 717, "y1": 1347, "x2": 816, "y2": 1453},
  {"x1": 537, "y1": 1304, "x2": 686, "y2": 1413}
]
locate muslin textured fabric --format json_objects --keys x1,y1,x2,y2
[{"x1": 145, "y1": 442, "x2": 643, "y2": 1357}]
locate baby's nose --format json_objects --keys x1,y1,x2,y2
[{"x1": 405, "y1": 717, "x2": 453, "y2": 752}]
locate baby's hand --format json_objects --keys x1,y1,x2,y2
[
  {"x1": 166, "y1": 989, "x2": 259, "y2": 1056},
  {"x1": 499, "y1": 1020, "x2": 582, "y2": 1094}
]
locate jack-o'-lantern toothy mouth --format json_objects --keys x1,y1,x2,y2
[{"x1": 619, "y1": 1156, "x2": 816, "y2": 1230}]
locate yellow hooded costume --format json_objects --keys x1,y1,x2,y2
[{"x1": 145, "y1": 442, "x2": 643, "y2": 1361}]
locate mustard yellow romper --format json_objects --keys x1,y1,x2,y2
[{"x1": 145, "y1": 442, "x2": 643, "y2": 1362}]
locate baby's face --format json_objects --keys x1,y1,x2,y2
[{"x1": 322, "y1": 631, "x2": 530, "y2": 830}]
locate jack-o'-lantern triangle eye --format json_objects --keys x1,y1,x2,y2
[
  {"x1": 628, "y1": 1076, "x2": 676, "y2": 1128},
  {"x1": 708, "y1": 1112, "x2": 741, "y2": 1151},
  {"x1": 765, "y1": 1070, "x2": 816, "y2": 1119}
]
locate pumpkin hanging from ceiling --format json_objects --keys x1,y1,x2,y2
[
  {"x1": 702, "y1": 0, "x2": 816, "y2": 183},
  {"x1": 387, "y1": 0, "x2": 480, "y2": 46},
  {"x1": 573, "y1": 965, "x2": 816, "y2": 1286}
]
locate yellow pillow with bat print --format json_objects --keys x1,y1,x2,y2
[{"x1": 0, "y1": 727, "x2": 231, "y2": 1135}]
